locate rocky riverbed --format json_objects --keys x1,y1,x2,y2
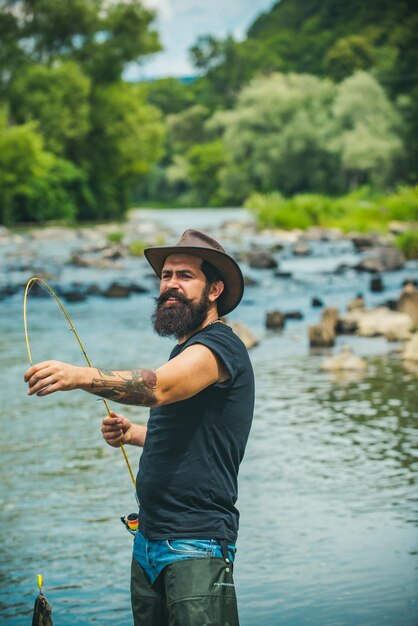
[{"x1": 1, "y1": 208, "x2": 417, "y2": 372}]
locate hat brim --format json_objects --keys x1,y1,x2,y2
[{"x1": 144, "y1": 245, "x2": 244, "y2": 316}]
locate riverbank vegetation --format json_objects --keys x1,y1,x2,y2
[
  {"x1": 245, "y1": 186, "x2": 418, "y2": 232},
  {"x1": 0, "y1": 0, "x2": 417, "y2": 235},
  {"x1": 244, "y1": 185, "x2": 418, "y2": 258}
]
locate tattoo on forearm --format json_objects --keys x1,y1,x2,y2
[{"x1": 91, "y1": 369, "x2": 157, "y2": 406}]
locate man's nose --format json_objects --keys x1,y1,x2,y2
[{"x1": 165, "y1": 276, "x2": 179, "y2": 289}]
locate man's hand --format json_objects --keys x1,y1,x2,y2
[
  {"x1": 101, "y1": 411, "x2": 147, "y2": 448},
  {"x1": 101, "y1": 411, "x2": 133, "y2": 448},
  {"x1": 24, "y1": 360, "x2": 84, "y2": 396}
]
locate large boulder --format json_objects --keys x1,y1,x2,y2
[
  {"x1": 355, "y1": 246, "x2": 405, "y2": 273},
  {"x1": 341, "y1": 307, "x2": 413, "y2": 340},
  {"x1": 350, "y1": 233, "x2": 379, "y2": 250}
]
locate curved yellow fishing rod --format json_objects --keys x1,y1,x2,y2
[{"x1": 23, "y1": 276, "x2": 137, "y2": 489}]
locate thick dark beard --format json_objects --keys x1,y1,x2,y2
[{"x1": 152, "y1": 284, "x2": 212, "y2": 339}]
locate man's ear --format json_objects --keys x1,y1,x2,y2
[{"x1": 209, "y1": 280, "x2": 224, "y2": 303}]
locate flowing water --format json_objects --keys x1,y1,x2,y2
[{"x1": 0, "y1": 209, "x2": 417, "y2": 625}]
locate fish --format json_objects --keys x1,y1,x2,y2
[{"x1": 32, "y1": 592, "x2": 53, "y2": 626}]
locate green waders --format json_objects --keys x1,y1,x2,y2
[{"x1": 131, "y1": 555, "x2": 240, "y2": 626}]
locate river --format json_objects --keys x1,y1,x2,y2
[{"x1": 0, "y1": 208, "x2": 417, "y2": 625}]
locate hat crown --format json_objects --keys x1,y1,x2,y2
[{"x1": 176, "y1": 229, "x2": 225, "y2": 253}]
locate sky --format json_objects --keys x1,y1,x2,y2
[{"x1": 126, "y1": 0, "x2": 276, "y2": 80}]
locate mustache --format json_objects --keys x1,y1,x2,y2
[{"x1": 156, "y1": 289, "x2": 190, "y2": 306}]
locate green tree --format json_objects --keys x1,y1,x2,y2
[
  {"x1": 0, "y1": 107, "x2": 85, "y2": 224},
  {"x1": 0, "y1": 0, "x2": 160, "y2": 86},
  {"x1": 333, "y1": 71, "x2": 404, "y2": 188},
  {"x1": 143, "y1": 78, "x2": 196, "y2": 115},
  {"x1": 190, "y1": 35, "x2": 282, "y2": 108},
  {"x1": 168, "y1": 105, "x2": 211, "y2": 153},
  {"x1": 324, "y1": 35, "x2": 375, "y2": 81},
  {"x1": 9, "y1": 62, "x2": 91, "y2": 159},
  {"x1": 211, "y1": 73, "x2": 339, "y2": 201},
  {"x1": 87, "y1": 82, "x2": 165, "y2": 219},
  {"x1": 187, "y1": 0, "x2": 417, "y2": 183},
  {"x1": 0, "y1": 109, "x2": 47, "y2": 224},
  {"x1": 187, "y1": 140, "x2": 226, "y2": 205},
  {"x1": 0, "y1": 1, "x2": 164, "y2": 223}
]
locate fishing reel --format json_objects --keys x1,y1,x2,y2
[{"x1": 121, "y1": 512, "x2": 139, "y2": 536}]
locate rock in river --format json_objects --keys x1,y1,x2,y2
[
  {"x1": 309, "y1": 323, "x2": 335, "y2": 347},
  {"x1": 247, "y1": 250, "x2": 278, "y2": 269},
  {"x1": 355, "y1": 246, "x2": 405, "y2": 273},
  {"x1": 266, "y1": 310, "x2": 285, "y2": 330},
  {"x1": 103, "y1": 282, "x2": 147, "y2": 298},
  {"x1": 292, "y1": 240, "x2": 311, "y2": 256},
  {"x1": 309, "y1": 307, "x2": 339, "y2": 347},
  {"x1": 340, "y1": 307, "x2": 413, "y2": 341}
]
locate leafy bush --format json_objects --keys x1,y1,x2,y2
[
  {"x1": 244, "y1": 192, "x2": 312, "y2": 229},
  {"x1": 128, "y1": 240, "x2": 147, "y2": 256},
  {"x1": 107, "y1": 231, "x2": 124, "y2": 243},
  {"x1": 395, "y1": 231, "x2": 418, "y2": 259},
  {"x1": 384, "y1": 186, "x2": 418, "y2": 222},
  {"x1": 246, "y1": 186, "x2": 418, "y2": 233}
]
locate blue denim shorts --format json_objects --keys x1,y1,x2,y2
[{"x1": 133, "y1": 531, "x2": 236, "y2": 585}]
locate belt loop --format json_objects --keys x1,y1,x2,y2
[{"x1": 219, "y1": 539, "x2": 230, "y2": 564}]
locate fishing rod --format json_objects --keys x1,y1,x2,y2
[{"x1": 23, "y1": 276, "x2": 137, "y2": 489}]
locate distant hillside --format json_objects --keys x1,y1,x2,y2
[{"x1": 247, "y1": 0, "x2": 418, "y2": 93}]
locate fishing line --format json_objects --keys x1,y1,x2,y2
[{"x1": 23, "y1": 276, "x2": 137, "y2": 490}]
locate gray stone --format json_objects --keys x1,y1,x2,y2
[
  {"x1": 370, "y1": 276, "x2": 384, "y2": 292},
  {"x1": 247, "y1": 250, "x2": 278, "y2": 269},
  {"x1": 292, "y1": 240, "x2": 311, "y2": 256},
  {"x1": 309, "y1": 323, "x2": 335, "y2": 347},
  {"x1": 266, "y1": 310, "x2": 285, "y2": 329},
  {"x1": 355, "y1": 246, "x2": 405, "y2": 273}
]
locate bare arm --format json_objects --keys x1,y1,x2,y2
[
  {"x1": 88, "y1": 368, "x2": 157, "y2": 406},
  {"x1": 25, "y1": 362, "x2": 158, "y2": 406},
  {"x1": 24, "y1": 344, "x2": 229, "y2": 407}
]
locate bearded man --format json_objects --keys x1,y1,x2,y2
[{"x1": 24, "y1": 229, "x2": 255, "y2": 626}]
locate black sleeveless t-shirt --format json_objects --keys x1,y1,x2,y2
[{"x1": 136, "y1": 322, "x2": 255, "y2": 543}]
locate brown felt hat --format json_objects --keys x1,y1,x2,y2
[{"x1": 144, "y1": 229, "x2": 244, "y2": 316}]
